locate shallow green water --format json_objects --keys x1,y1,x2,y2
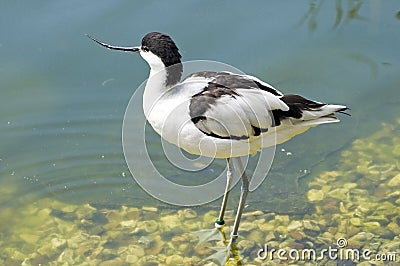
[{"x1": 1, "y1": 1, "x2": 400, "y2": 265}]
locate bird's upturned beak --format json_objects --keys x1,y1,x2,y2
[{"x1": 86, "y1": 34, "x2": 140, "y2": 53}]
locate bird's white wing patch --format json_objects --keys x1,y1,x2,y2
[{"x1": 189, "y1": 86, "x2": 288, "y2": 140}]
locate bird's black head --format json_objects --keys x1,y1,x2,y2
[
  {"x1": 86, "y1": 31, "x2": 183, "y2": 86},
  {"x1": 140, "y1": 32, "x2": 183, "y2": 86},
  {"x1": 141, "y1": 32, "x2": 182, "y2": 68}
]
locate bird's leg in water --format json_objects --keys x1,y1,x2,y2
[
  {"x1": 215, "y1": 158, "x2": 234, "y2": 228},
  {"x1": 229, "y1": 157, "x2": 249, "y2": 244}
]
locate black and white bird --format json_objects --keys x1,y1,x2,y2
[{"x1": 87, "y1": 32, "x2": 348, "y2": 244}]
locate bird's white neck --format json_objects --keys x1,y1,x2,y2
[
  {"x1": 140, "y1": 51, "x2": 183, "y2": 118},
  {"x1": 143, "y1": 67, "x2": 167, "y2": 117}
]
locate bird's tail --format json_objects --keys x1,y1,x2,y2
[
  {"x1": 267, "y1": 94, "x2": 348, "y2": 145},
  {"x1": 296, "y1": 104, "x2": 349, "y2": 126},
  {"x1": 274, "y1": 94, "x2": 349, "y2": 127}
]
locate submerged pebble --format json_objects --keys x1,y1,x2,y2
[
  {"x1": 128, "y1": 245, "x2": 145, "y2": 257},
  {"x1": 327, "y1": 188, "x2": 348, "y2": 200},
  {"x1": 143, "y1": 220, "x2": 158, "y2": 233},
  {"x1": 125, "y1": 254, "x2": 138, "y2": 264},
  {"x1": 303, "y1": 220, "x2": 320, "y2": 232},
  {"x1": 142, "y1": 206, "x2": 158, "y2": 212},
  {"x1": 160, "y1": 214, "x2": 182, "y2": 231},
  {"x1": 388, "y1": 173, "x2": 400, "y2": 187},
  {"x1": 349, "y1": 217, "x2": 361, "y2": 226},
  {"x1": 165, "y1": 254, "x2": 184, "y2": 265},
  {"x1": 307, "y1": 189, "x2": 324, "y2": 202},
  {"x1": 287, "y1": 220, "x2": 303, "y2": 231},
  {"x1": 178, "y1": 208, "x2": 197, "y2": 219},
  {"x1": 239, "y1": 221, "x2": 258, "y2": 232}
]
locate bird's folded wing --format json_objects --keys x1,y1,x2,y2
[{"x1": 189, "y1": 79, "x2": 288, "y2": 140}]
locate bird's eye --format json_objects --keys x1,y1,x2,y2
[{"x1": 142, "y1": 46, "x2": 149, "y2": 52}]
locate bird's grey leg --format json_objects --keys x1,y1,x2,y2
[
  {"x1": 215, "y1": 158, "x2": 234, "y2": 228},
  {"x1": 229, "y1": 157, "x2": 249, "y2": 243}
]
